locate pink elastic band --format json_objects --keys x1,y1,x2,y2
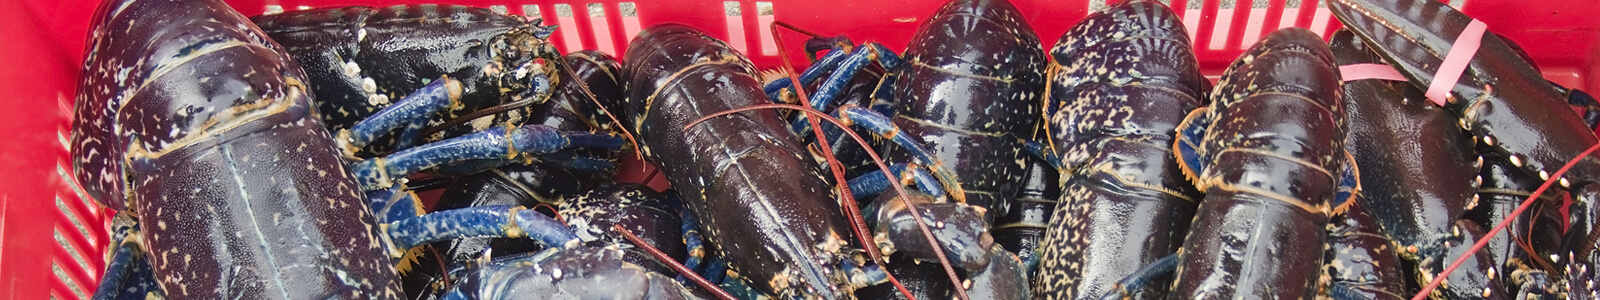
[
  {"x1": 1424, "y1": 19, "x2": 1488, "y2": 106},
  {"x1": 1339, "y1": 64, "x2": 1407, "y2": 82}
]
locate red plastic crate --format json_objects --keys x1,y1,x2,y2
[{"x1": 2, "y1": 0, "x2": 1595, "y2": 299}]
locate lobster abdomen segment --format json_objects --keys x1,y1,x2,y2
[
  {"x1": 1172, "y1": 28, "x2": 1344, "y2": 299},
  {"x1": 891, "y1": 0, "x2": 1047, "y2": 221},
  {"x1": 134, "y1": 113, "x2": 398, "y2": 298}
]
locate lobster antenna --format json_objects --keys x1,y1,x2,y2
[
  {"x1": 419, "y1": 89, "x2": 542, "y2": 142},
  {"x1": 557, "y1": 52, "x2": 644, "y2": 160},
  {"x1": 766, "y1": 21, "x2": 872, "y2": 260},
  {"x1": 765, "y1": 21, "x2": 919, "y2": 300},
  {"x1": 613, "y1": 224, "x2": 739, "y2": 300},
  {"x1": 1413, "y1": 142, "x2": 1600, "y2": 299},
  {"x1": 772, "y1": 21, "x2": 826, "y2": 39},
  {"x1": 1522, "y1": 199, "x2": 1556, "y2": 271},
  {"x1": 418, "y1": 52, "x2": 643, "y2": 160},
  {"x1": 685, "y1": 103, "x2": 970, "y2": 300},
  {"x1": 1040, "y1": 62, "x2": 1062, "y2": 161}
]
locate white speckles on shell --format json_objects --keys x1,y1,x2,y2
[
  {"x1": 367, "y1": 94, "x2": 390, "y2": 107},
  {"x1": 361, "y1": 77, "x2": 378, "y2": 94},
  {"x1": 343, "y1": 61, "x2": 362, "y2": 78}
]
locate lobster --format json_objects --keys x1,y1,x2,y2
[
  {"x1": 250, "y1": 5, "x2": 586, "y2": 156},
  {"x1": 74, "y1": 0, "x2": 402, "y2": 296},
  {"x1": 1163, "y1": 27, "x2": 1352, "y2": 298},
  {"x1": 1329, "y1": 28, "x2": 1511, "y2": 299},
  {"x1": 419, "y1": 182, "x2": 707, "y2": 300},
  {"x1": 1025, "y1": 1, "x2": 1208, "y2": 299},
  {"x1": 1326, "y1": 0, "x2": 1600, "y2": 297},
  {"x1": 74, "y1": 1, "x2": 682, "y2": 298},
  {"x1": 618, "y1": 23, "x2": 1024, "y2": 299},
  {"x1": 761, "y1": 0, "x2": 1047, "y2": 227}
]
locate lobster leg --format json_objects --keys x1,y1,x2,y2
[
  {"x1": 349, "y1": 124, "x2": 623, "y2": 190},
  {"x1": 793, "y1": 43, "x2": 904, "y2": 112},
  {"x1": 763, "y1": 45, "x2": 855, "y2": 99},
  {"x1": 845, "y1": 163, "x2": 947, "y2": 200},
  {"x1": 671, "y1": 191, "x2": 710, "y2": 285},
  {"x1": 432, "y1": 150, "x2": 616, "y2": 177},
  {"x1": 834, "y1": 105, "x2": 967, "y2": 199},
  {"x1": 763, "y1": 42, "x2": 902, "y2": 106},
  {"x1": 340, "y1": 78, "x2": 467, "y2": 152},
  {"x1": 784, "y1": 45, "x2": 904, "y2": 140},
  {"x1": 365, "y1": 184, "x2": 577, "y2": 257},
  {"x1": 91, "y1": 216, "x2": 161, "y2": 300},
  {"x1": 1555, "y1": 83, "x2": 1600, "y2": 129},
  {"x1": 384, "y1": 202, "x2": 580, "y2": 252},
  {"x1": 1095, "y1": 254, "x2": 1179, "y2": 300}
]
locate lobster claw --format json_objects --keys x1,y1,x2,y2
[
  {"x1": 1324, "y1": 0, "x2": 1563, "y2": 108},
  {"x1": 1327, "y1": 0, "x2": 1600, "y2": 193}
]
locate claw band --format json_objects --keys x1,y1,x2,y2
[
  {"x1": 1338, "y1": 63, "x2": 1407, "y2": 82},
  {"x1": 1425, "y1": 19, "x2": 1487, "y2": 106}
]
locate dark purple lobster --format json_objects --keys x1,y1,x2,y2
[
  {"x1": 1028, "y1": 1, "x2": 1208, "y2": 298},
  {"x1": 73, "y1": 0, "x2": 401, "y2": 297},
  {"x1": 619, "y1": 23, "x2": 1021, "y2": 300}
]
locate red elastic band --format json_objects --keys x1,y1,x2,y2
[
  {"x1": 1339, "y1": 63, "x2": 1407, "y2": 82},
  {"x1": 1425, "y1": 19, "x2": 1488, "y2": 106}
]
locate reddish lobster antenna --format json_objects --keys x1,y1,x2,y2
[
  {"x1": 560, "y1": 58, "x2": 645, "y2": 160},
  {"x1": 613, "y1": 224, "x2": 739, "y2": 300},
  {"x1": 1413, "y1": 142, "x2": 1600, "y2": 299},
  {"x1": 685, "y1": 103, "x2": 969, "y2": 300},
  {"x1": 767, "y1": 21, "x2": 873, "y2": 263},
  {"x1": 764, "y1": 20, "x2": 925, "y2": 300}
]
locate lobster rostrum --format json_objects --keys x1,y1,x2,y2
[
  {"x1": 1330, "y1": 28, "x2": 1512, "y2": 298},
  {"x1": 1027, "y1": 1, "x2": 1208, "y2": 299},
  {"x1": 619, "y1": 23, "x2": 1019, "y2": 299},
  {"x1": 1326, "y1": 0, "x2": 1600, "y2": 296},
  {"x1": 1166, "y1": 27, "x2": 1353, "y2": 298}
]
